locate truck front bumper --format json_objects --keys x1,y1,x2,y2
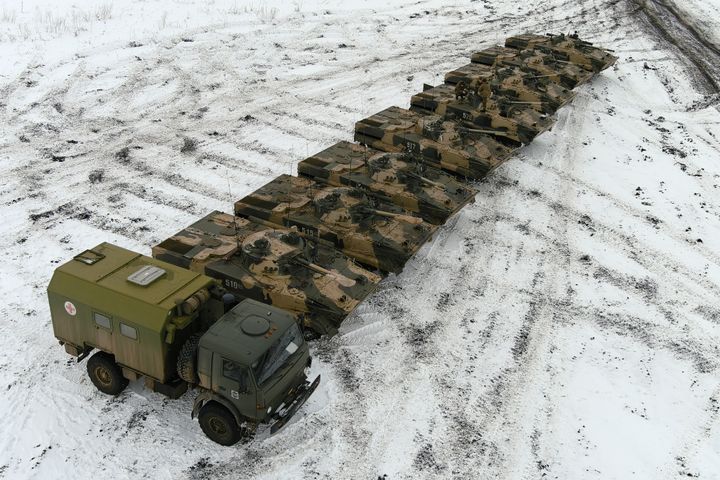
[{"x1": 270, "y1": 374, "x2": 320, "y2": 434}]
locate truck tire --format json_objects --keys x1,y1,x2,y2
[
  {"x1": 198, "y1": 402, "x2": 243, "y2": 446},
  {"x1": 87, "y1": 352, "x2": 129, "y2": 395},
  {"x1": 177, "y1": 334, "x2": 201, "y2": 384}
]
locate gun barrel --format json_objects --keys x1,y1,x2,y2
[
  {"x1": 405, "y1": 171, "x2": 445, "y2": 188},
  {"x1": 293, "y1": 257, "x2": 356, "y2": 287},
  {"x1": 373, "y1": 209, "x2": 424, "y2": 225}
]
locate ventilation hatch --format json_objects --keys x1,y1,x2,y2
[
  {"x1": 127, "y1": 265, "x2": 166, "y2": 286},
  {"x1": 73, "y1": 249, "x2": 105, "y2": 265}
]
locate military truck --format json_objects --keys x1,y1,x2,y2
[{"x1": 48, "y1": 243, "x2": 319, "y2": 446}]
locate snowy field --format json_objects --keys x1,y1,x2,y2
[{"x1": 1, "y1": 0, "x2": 719, "y2": 478}]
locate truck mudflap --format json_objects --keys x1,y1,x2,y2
[{"x1": 270, "y1": 375, "x2": 320, "y2": 434}]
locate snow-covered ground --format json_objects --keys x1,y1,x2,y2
[{"x1": 1, "y1": 0, "x2": 719, "y2": 478}]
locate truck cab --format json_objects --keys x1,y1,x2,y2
[{"x1": 193, "y1": 299, "x2": 319, "y2": 445}]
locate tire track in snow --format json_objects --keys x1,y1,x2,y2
[
  {"x1": 628, "y1": 0, "x2": 720, "y2": 94},
  {"x1": 470, "y1": 205, "x2": 720, "y2": 350},
  {"x1": 485, "y1": 171, "x2": 720, "y2": 304}
]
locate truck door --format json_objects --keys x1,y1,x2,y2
[{"x1": 212, "y1": 354, "x2": 255, "y2": 415}]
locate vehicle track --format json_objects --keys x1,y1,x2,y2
[{"x1": 629, "y1": 0, "x2": 720, "y2": 94}]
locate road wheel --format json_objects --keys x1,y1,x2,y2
[
  {"x1": 177, "y1": 334, "x2": 201, "y2": 384},
  {"x1": 87, "y1": 352, "x2": 128, "y2": 395},
  {"x1": 198, "y1": 402, "x2": 243, "y2": 446}
]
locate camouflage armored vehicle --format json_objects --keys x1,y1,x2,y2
[
  {"x1": 48, "y1": 243, "x2": 319, "y2": 445},
  {"x1": 472, "y1": 45, "x2": 594, "y2": 89},
  {"x1": 152, "y1": 210, "x2": 382, "y2": 335},
  {"x1": 470, "y1": 45, "x2": 518, "y2": 66},
  {"x1": 505, "y1": 33, "x2": 618, "y2": 73},
  {"x1": 444, "y1": 62, "x2": 575, "y2": 114},
  {"x1": 234, "y1": 174, "x2": 437, "y2": 273},
  {"x1": 410, "y1": 82, "x2": 555, "y2": 144},
  {"x1": 297, "y1": 141, "x2": 477, "y2": 224},
  {"x1": 355, "y1": 106, "x2": 512, "y2": 179},
  {"x1": 497, "y1": 48, "x2": 595, "y2": 89},
  {"x1": 443, "y1": 61, "x2": 493, "y2": 86}
]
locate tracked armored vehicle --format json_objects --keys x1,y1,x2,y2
[
  {"x1": 497, "y1": 49, "x2": 595, "y2": 89},
  {"x1": 505, "y1": 33, "x2": 617, "y2": 73},
  {"x1": 297, "y1": 141, "x2": 477, "y2": 225},
  {"x1": 234, "y1": 174, "x2": 437, "y2": 273},
  {"x1": 410, "y1": 82, "x2": 554, "y2": 144},
  {"x1": 152, "y1": 211, "x2": 382, "y2": 335},
  {"x1": 471, "y1": 45, "x2": 518, "y2": 66},
  {"x1": 355, "y1": 106, "x2": 512, "y2": 179},
  {"x1": 472, "y1": 45, "x2": 594, "y2": 88},
  {"x1": 444, "y1": 62, "x2": 575, "y2": 114}
]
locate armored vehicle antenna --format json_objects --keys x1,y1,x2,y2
[{"x1": 226, "y1": 172, "x2": 242, "y2": 253}]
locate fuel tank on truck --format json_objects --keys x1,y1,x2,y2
[
  {"x1": 297, "y1": 141, "x2": 477, "y2": 225},
  {"x1": 234, "y1": 174, "x2": 436, "y2": 273},
  {"x1": 152, "y1": 211, "x2": 381, "y2": 336}
]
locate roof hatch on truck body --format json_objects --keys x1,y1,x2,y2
[
  {"x1": 59, "y1": 243, "x2": 138, "y2": 283},
  {"x1": 127, "y1": 265, "x2": 166, "y2": 286},
  {"x1": 48, "y1": 243, "x2": 218, "y2": 331}
]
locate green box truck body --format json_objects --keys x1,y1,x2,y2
[{"x1": 48, "y1": 242, "x2": 220, "y2": 386}]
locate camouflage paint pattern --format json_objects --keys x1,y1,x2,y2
[
  {"x1": 152, "y1": 211, "x2": 382, "y2": 335},
  {"x1": 471, "y1": 45, "x2": 518, "y2": 65},
  {"x1": 354, "y1": 106, "x2": 512, "y2": 179},
  {"x1": 472, "y1": 45, "x2": 595, "y2": 89},
  {"x1": 444, "y1": 62, "x2": 576, "y2": 114},
  {"x1": 234, "y1": 174, "x2": 437, "y2": 273},
  {"x1": 443, "y1": 61, "x2": 494, "y2": 86},
  {"x1": 498, "y1": 49, "x2": 595, "y2": 88},
  {"x1": 505, "y1": 33, "x2": 618, "y2": 73},
  {"x1": 297, "y1": 141, "x2": 477, "y2": 225},
  {"x1": 410, "y1": 82, "x2": 554, "y2": 144}
]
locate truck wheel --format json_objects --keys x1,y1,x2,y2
[
  {"x1": 198, "y1": 402, "x2": 243, "y2": 446},
  {"x1": 177, "y1": 334, "x2": 201, "y2": 384},
  {"x1": 87, "y1": 352, "x2": 129, "y2": 395},
  {"x1": 302, "y1": 327, "x2": 321, "y2": 341}
]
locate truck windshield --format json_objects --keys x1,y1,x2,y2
[{"x1": 253, "y1": 324, "x2": 303, "y2": 386}]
